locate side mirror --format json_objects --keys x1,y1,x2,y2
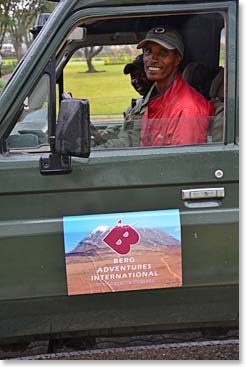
[
  {"x1": 40, "y1": 98, "x2": 90, "y2": 175},
  {"x1": 55, "y1": 98, "x2": 90, "y2": 158}
]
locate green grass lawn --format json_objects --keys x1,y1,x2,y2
[{"x1": 63, "y1": 61, "x2": 139, "y2": 116}]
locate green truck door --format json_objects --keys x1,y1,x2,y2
[{"x1": 0, "y1": 0, "x2": 239, "y2": 340}]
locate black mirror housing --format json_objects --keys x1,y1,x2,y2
[{"x1": 55, "y1": 98, "x2": 90, "y2": 158}]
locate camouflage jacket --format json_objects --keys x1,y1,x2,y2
[{"x1": 93, "y1": 84, "x2": 155, "y2": 148}]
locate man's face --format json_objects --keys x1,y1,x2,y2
[
  {"x1": 130, "y1": 68, "x2": 153, "y2": 96},
  {"x1": 143, "y1": 41, "x2": 182, "y2": 90}
]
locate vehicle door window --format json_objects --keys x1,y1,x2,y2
[{"x1": 5, "y1": 10, "x2": 228, "y2": 154}]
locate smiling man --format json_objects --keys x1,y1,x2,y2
[
  {"x1": 92, "y1": 54, "x2": 154, "y2": 148},
  {"x1": 137, "y1": 27, "x2": 214, "y2": 146},
  {"x1": 123, "y1": 54, "x2": 153, "y2": 97}
]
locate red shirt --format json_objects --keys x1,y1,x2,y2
[{"x1": 141, "y1": 73, "x2": 214, "y2": 146}]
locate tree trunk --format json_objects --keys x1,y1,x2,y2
[
  {"x1": 84, "y1": 46, "x2": 103, "y2": 73},
  {"x1": 86, "y1": 56, "x2": 97, "y2": 73}
]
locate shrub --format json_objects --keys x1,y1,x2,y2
[
  {"x1": 1, "y1": 60, "x2": 17, "y2": 75},
  {"x1": 104, "y1": 56, "x2": 134, "y2": 65}
]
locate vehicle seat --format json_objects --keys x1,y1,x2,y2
[
  {"x1": 209, "y1": 67, "x2": 224, "y2": 142},
  {"x1": 7, "y1": 133, "x2": 39, "y2": 148},
  {"x1": 182, "y1": 62, "x2": 211, "y2": 98}
]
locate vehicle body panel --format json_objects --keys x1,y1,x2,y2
[{"x1": 0, "y1": 0, "x2": 239, "y2": 343}]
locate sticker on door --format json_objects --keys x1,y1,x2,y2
[{"x1": 63, "y1": 209, "x2": 182, "y2": 295}]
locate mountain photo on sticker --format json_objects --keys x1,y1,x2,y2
[{"x1": 63, "y1": 209, "x2": 182, "y2": 296}]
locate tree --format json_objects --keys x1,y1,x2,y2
[
  {"x1": 0, "y1": 0, "x2": 55, "y2": 60},
  {"x1": 84, "y1": 46, "x2": 103, "y2": 73},
  {"x1": 9, "y1": 1, "x2": 50, "y2": 60},
  {"x1": 0, "y1": 0, "x2": 12, "y2": 50}
]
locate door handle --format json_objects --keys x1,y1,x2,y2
[{"x1": 181, "y1": 188, "x2": 225, "y2": 200}]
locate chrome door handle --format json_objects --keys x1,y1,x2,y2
[{"x1": 182, "y1": 188, "x2": 225, "y2": 200}]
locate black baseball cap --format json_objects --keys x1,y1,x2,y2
[
  {"x1": 137, "y1": 26, "x2": 184, "y2": 58},
  {"x1": 123, "y1": 54, "x2": 144, "y2": 75}
]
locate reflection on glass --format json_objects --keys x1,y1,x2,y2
[
  {"x1": 7, "y1": 74, "x2": 49, "y2": 149},
  {"x1": 91, "y1": 115, "x2": 222, "y2": 149}
]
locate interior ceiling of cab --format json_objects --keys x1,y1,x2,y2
[{"x1": 81, "y1": 12, "x2": 223, "y2": 36}]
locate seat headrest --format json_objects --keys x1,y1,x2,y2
[
  {"x1": 209, "y1": 67, "x2": 224, "y2": 100},
  {"x1": 182, "y1": 62, "x2": 210, "y2": 97}
]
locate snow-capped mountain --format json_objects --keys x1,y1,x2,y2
[{"x1": 66, "y1": 225, "x2": 180, "y2": 257}]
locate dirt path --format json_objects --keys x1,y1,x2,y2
[{"x1": 1, "y1": 73, "x2": 12, "y2": 80}]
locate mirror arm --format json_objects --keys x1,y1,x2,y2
[
  {"x1": 40, "y1": 55, "x2": 72, "y2": 175},
  {"x1": 45, "y1": 53, "x2": 57, "y2": 154},
  {"x1": 58, "y1": 71, "x2": 64, "y2": 106}
]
